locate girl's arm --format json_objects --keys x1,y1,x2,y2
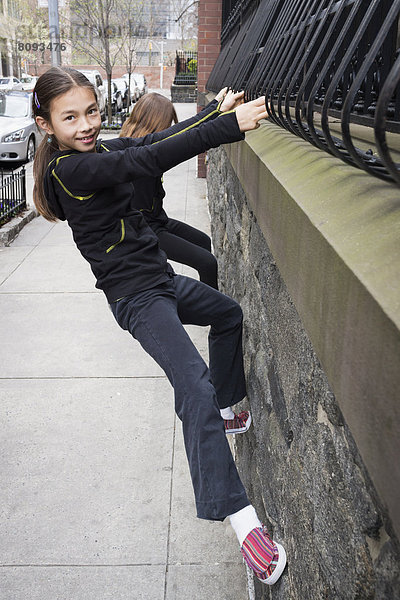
[
  {"x1": 148, "y1": 98, "x2": 221, "y2": 140},
  {"x1": 122, "y1": 91, "x2": 250, "y2": 149},
  {"x1": 119, "y1": 98, "x2": 220, "y2": 147},
  {"x1": 52, "y1": 98, "x2": 268, "y2": 194},
  {"x1": 118, "y1": 89, "x2": 244, "y2": 148}
]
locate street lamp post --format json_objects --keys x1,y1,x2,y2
[
  {"x1": 149, "y1": 39, "x2": 164, "y2": 89},
  {"x1": 160, "y1": 40, "x2": 164, "y2": 90},
  {"x1": 48, "y1": 0, "x2": 61, "y2": 67}
]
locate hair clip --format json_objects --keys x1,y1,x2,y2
[{"x1": 34, "y1": 91, "x2": 40, "y2": 109}]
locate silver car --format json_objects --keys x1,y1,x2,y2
[
  {"x1": 0, "y1": 91, "x2": 42, "y2": 163},
  {"x1": 20, "y1": 75, "x2": 39, "y2": 92},
  {"x1": 0, "y1": 76, "x2": 23, "y2": 91},
  {"x1": 132, "y1": 73, "x2": 148, "y2": 97},
  {"x1": 123, "y1": 73, "x2": 145, "y2": 100},
  {"x1": 113, "y1": 78, "x2": 130, "y2": 108},
  {"x1": 77, "y1": 69, "x2": 106, "y2": 120}
]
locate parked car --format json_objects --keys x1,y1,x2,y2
[
  {"x1": 76, "y1": 69, "x2": 106, "y2": 119},
  {"x1": 121, "y1": 74, "x2": 139, "y2": 104},
  {"x1": 123, "y1": 72, "x2": 147, "y2": 98},
  {"x1": 20, "y1": 75, "x2": 38, "y2": 92},
  {"x1": 0, "y1": 91, "x2": 42, "y2": 162},
  {"x1": 113, "y1": 78, "x2": 130, "y2": 108},
  {"x1": 0, "y1": 77, "x2": 23, "y2": 91},
  {"x1": 132, "y1": 73, "x2": 148, "y2": 97},
  {"x1": 104, "y1": 80, "x2": 123, "y2": 115}
]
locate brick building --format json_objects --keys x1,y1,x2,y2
[{"x1": 197, "y1": 0, "x2": 222, "y2": 177}]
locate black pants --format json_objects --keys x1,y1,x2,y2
[
  {"x1": 156, "y1": 218, "x2": 218, "y2": 289},
  {"x1": 110, "y1": 274, "x2": 249, "y2": 520}
]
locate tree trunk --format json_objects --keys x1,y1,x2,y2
[{"x1": 107, "y1": 73, "x2": 113, "y2": 125}]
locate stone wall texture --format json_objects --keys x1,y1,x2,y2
[
  {"x1": 207, "y1": 146, "x2": 400, "y2": 600},
  {"x1": 170, "y1": 84, "x2": 197, "y2": 103}
]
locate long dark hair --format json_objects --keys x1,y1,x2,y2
[
  {"x1": 120, "y1": 92, "x2": 178, "y2": 138},
  {"x1": 32, "y1": 67, "x2": 97, "y2": 221}
]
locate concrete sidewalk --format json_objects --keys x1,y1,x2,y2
[{"x1": 0, "y1": 104, "x2": 249, "y2": 599}]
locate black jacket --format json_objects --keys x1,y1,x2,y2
[
  {"x1": 44, "y1": 109, "x2": 244, "y2": 302},
  {"x1": 131, "y1": 99, "x2": 222, "y2": 233}
]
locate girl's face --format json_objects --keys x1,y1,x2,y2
[{"x1": 37, "y1": 86, "x2": 101, "y2": 153}]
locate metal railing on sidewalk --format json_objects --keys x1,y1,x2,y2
[
  {"x1": 101, "y1": 110, "x2": 129, "y2": 131},
  {"x1": 0, "y1": 166, "x2": 26, "y2": 226},
  {"x1": 209, "y1": 0, "x2": 400, "y2": 185},
  {"x1": 174, "y1": 50, "x2": 198, "y2": 85}
]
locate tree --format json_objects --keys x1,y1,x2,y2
[
  {"x1": 13, "y1": 0, "x2": 48, "y2": 75},
  {"x1": 66, "y1": 0, "x2": 149, "y2": 123},
  {"x1": 68, "y1": 0, "x2": 123, "y2": 124},
  {"x1": 114, "y1": 0, "x2": 145, "y2": 105},
  {"x1": 171, "y1": 0, "x2": 198, "y2": 50}
]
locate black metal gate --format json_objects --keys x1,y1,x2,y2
[
  {"x1": 209, "y1": 0, "x2": 400, "y2": 185},
  {"x1": 174, "y1": 50, "x2": 198, "y2": 85},
  {"x1": 0, "y1": 166, "x2": 27, "y2": 226}
]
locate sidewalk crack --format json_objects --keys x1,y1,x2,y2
[{"x1": 163, "y1": 411, "x2": 177, "y2": 600}]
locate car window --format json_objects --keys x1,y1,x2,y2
[
  {"x1": 0, "y1": 78, "x2": 10, "y2": 84},
  {"x1": 79, "y1": 72, "x2": 94, "y2": 84},
  {"x1": 13, "y1": 78, "x2": 19, "y2": 83},
  {"x1": 0, "y1": 94, "x2": 29, "y2": 117}
]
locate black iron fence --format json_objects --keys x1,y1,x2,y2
[
  {"x1": 174, "y1": 50, "x2": 198, "y2": 85},
  {"x1": 209, "y1": 0, "x2": 400, "y2": 185},
  {"x1": 0, "y1": 167, "x2": 26, "y2": 226},
  {"x1": 101, "y1": 110, "x2": 128, "y2": 130}
]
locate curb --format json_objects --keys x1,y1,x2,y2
[{"x1": 0, "y1": 208, "x2": 38, "y2": 247}]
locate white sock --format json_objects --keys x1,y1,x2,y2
[
  {"x1": 220, "y1": 406, "x2": 235, "y2": 420},
  {"x1": 229, "y1": 505, "x2": 262, "y2": 546}
]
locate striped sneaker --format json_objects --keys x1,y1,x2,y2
[
  {"x1": 241, "y1": 526, "x2": 287, "y2": 585},
  {"x1": 224, "y1": 410, "x2": 252, "y2": 435}
]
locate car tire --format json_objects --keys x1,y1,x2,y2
[{"x1": 26, "y1": 136, "x2": 35, "y2": 163}]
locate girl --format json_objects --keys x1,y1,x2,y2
[
  {"x1": 120, "y1": 91, "x2": 239, "y2": 290},
  {"x1": 32, "y1": 67, "x2": 286, "y2": 586}
]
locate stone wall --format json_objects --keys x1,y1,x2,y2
[
  {"x1": 207, "y1": 145, "x2": 400, "y2": 599},
  {"x1": 170, "y1": 84, "x2": 197, "y2": 103}
]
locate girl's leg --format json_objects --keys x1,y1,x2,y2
[
  {"x1": 157, "y1": 222, "x2": 218, "y2": 289},
  {"x1": 110, "y1": 277, "x2": 287, "y2": 584},
  {"x1": 173, "y1": 274, "x2": 246, "y2": 409},
  {"x1": 165, "y1": 218, "x2": 212, "y2": 251},
  {"x1": 170, "y1": 275, "x2": 287, "y2": 583},
  {"x1": 109, "y1": 281, "x2": 249, "y2": 521}
]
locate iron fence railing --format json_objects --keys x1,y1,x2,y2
[
  {"x1": 174, "y1": 50, "x2": 198, "y2": 85},
  {"x1": 102, "y1": 109, "x2": 128, "y2": 130},
  {"x1": 0, "y1": 166, "x2": 26, "y2": 226},
  {"x1": 222, "y1": 0, "x2": 247, "y2": 30},
  {"x1": 209, "y1": 0, "x2": 400, "y2": 185}
]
